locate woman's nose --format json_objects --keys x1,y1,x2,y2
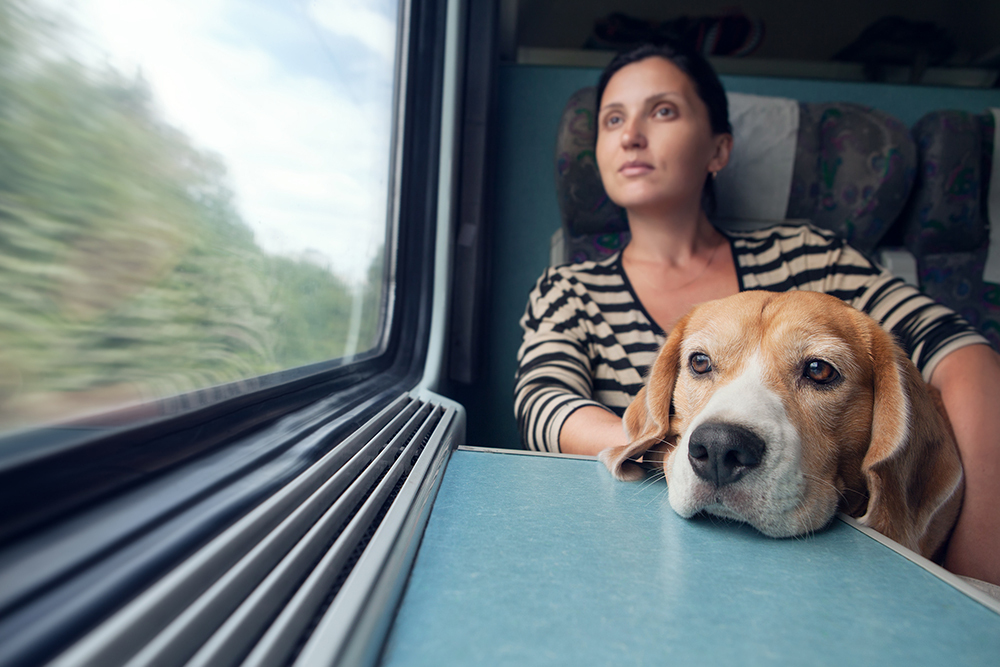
[{"x1": 620, "y1": 120, "x2": 646, "y2": 149}]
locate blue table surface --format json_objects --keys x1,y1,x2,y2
[{"x1": 380, "y1": 449, "x2": 1000, "y2": 666}]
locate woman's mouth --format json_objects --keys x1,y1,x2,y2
[{"x1": 619, "y1": 161, "x2": 653, "y2": 176}]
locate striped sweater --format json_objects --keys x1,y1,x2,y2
[{"x1": 514, "y1": 224, "x2": 987, "y2": 452}]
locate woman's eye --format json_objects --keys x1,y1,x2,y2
[
  {"x1": 804, "y1": 359, "x2": 839, "y2": 384},
  {"x1": 654, "y1": 106, "x2": 675, "y2": 119},
  {"x1": 604, "y1": 115, "x2": 622, "y2": 128},
  {"x1": 690, "y1": 353, "x2": 712, "y2": 375}
]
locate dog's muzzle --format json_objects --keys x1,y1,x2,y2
[{"x1": 687, "y1": 421, "x2": 766, "y2": 487}]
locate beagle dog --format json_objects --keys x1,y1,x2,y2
[{"x1": 599, "y1": 290, "x2": 964, "y2": 561}]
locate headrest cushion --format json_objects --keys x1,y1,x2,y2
[{"x1": 714, "y1": 93, "x2": 799, "y2": 222}]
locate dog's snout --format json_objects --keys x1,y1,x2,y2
[{"x1": 688, "y1": 422, "x2": 765, "y2": 487}]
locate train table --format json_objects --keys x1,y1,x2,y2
[{"x1": 379, "y1": 447, "x2": 1000, "y2": 665}]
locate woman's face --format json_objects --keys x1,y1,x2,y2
[{"x1": 596, "y1": 57, "x2": 731, "y2": 216}]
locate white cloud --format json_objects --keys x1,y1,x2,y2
[
  {"x1": 67, "y1": 0, "x2": 399, "y2": 284},
  {"x1": 309, "y1": 0, "x2": 398, "y2": 64}
]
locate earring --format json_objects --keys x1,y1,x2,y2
[{"x1": 711, "y1": 171, "x2": 718, "y2": 180}]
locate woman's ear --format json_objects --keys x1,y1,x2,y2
[
  {"x1": 599, "y1": 313, "x2": 690, "y2": 481},
  {"x1": 708, "y1": 132, "x2": 733, "y2": 175}
]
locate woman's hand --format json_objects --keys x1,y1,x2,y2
[
  {"x1": 559, "y1": 406, "x2": 630, "y2": 456},
  {"x1": 931, "y1": 343, "x2": 1000, "y2": 586}
]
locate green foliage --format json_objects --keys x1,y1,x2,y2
[
  {"x1": 0, "y1": 0, "x2": 385, "y2": 429},
  {"x1": 269, "y1": 254, "x2": 355, "y2": 367}
]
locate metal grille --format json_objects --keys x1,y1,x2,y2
[{"x1": 49, "y1": 392, "x2": 458, "y2": 667}]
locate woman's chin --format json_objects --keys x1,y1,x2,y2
[
  {"x1": 604, "y1": 183, "x2": 697, "y2": 216},
  {"x1": 604, "y1": 188, "x2": 661, "y2": 212},
  {"x1": 608, "y1": 195, "x2": 684, "y2": 218}
]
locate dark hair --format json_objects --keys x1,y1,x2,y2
[{"x1": 596, "y1": 42, "x2": 732, "y2": 214}]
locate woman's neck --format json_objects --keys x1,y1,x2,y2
[{"x1": 623, "y1": 205, "x2": 722, "y2": 268}]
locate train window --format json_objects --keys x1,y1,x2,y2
[{"x1": 0, "y1": 0, "x2": 400, "y2": 438}]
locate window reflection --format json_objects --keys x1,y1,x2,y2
[{"x1": 0, "y1": 0, "x2": 398, "y2": 434}]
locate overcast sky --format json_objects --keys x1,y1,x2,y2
[{"x1": 67, "y1": 0, "x2": 399, "y2": 285}]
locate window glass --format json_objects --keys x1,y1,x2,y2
[{"x1": 0, "y1": 0, "x2": 399, "y2": 435}]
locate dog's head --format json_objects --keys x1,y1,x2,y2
[{"x1": 599, "y1": 290, "x2": 963, "y2": 559}]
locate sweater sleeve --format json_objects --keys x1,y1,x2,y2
[
  {"x1": 513, "y1": 268, "x2": 611, "y2": 452},
  {"x1": 851, "y1": 269, "x2": 989, "y2": 381},
  {"x1": 812, "y1": 233, "x2": 989, "y2": 381}
]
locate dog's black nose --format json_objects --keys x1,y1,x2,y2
[{"x1": 687, "y1": 422, "x2": 765, "y2": 487}]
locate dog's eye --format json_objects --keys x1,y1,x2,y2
[
  {"x1": 804, "y1": 359, "x2": 839, "y2": 384},
  {"x1": 690, "y1": 352, "x2": 712, "y2": 375}
]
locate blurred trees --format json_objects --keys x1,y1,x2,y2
[{"x1": 0, "y1": 0, "x2": 382, "y2": 429}]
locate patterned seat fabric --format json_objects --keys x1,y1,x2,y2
[
  {"x1": 900, "y1": 110, "x2": 1000, "y2": 351},
  {"x1": 554, "y1": 87, "x2": 916, "y2": 263}
]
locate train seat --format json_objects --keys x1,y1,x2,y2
[{"x1": 900, "y1": 109, "x2": 1000, "y2": 351}]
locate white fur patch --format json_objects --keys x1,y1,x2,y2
[{"x1": 666, "y1": 353, "x2": 812, "y2": 536}]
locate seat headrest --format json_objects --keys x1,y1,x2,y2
[
  {"x1": 898, "y1": 108, "x2": 1000, "y2": 352},
  {"x1": 555, "y1": 88, "x2": 916, "y2": 255},
  {"x1": 714, "y1": 93, "x2": 799, "y2": 222},
  {"x1": 789, "y1": 103, "x2": 915, "y2": 252},
  {"x1": 554, "y1": 87, "x2": 626, "y2": 236},
  {"x1": 903, "y1": 109, "x2": 993, "y2": 256}
]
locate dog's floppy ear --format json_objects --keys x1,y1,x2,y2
[
  {"x1": 858, "y1": 320, "x2": 964, "y2": 559},
  {"x1": 599, "y1": 312, "x2": 690, "y2": 481}
]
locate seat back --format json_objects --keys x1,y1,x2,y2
[
  {"x1": 900, "y1": 109, "x2": 1000, "y2": 350},
  {"x1": 553, "y1": 87, "x2": 916, "y2": 264}
]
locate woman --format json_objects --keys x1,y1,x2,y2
[{"x1": 514, "y1": 42, "x2": 1000, "y2": 586}]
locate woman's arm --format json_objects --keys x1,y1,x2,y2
[
  {"x1": 558, "y1": 406, "x2": 629, "y2": 456},
  {"x1": 930, "y1": 343, "x2": 1000, "y2": 587},
  {"x1": 515, "y1": 270, "x2": 609, "y2": 453}
]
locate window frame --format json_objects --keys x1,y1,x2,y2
[{"x1": 0, "y1": 0, "x2": 445, "y2": 541}]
